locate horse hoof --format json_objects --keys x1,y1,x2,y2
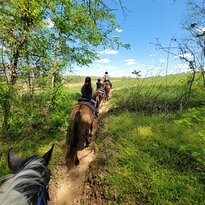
[{"x1": 74, "y1": 158, "x2": 80, "y2": 165}]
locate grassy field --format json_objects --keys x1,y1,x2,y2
[
  {"x1": 0, "y1": 74, "x2": 205, "y2": 205},
  {"x1": 85, "y1": 73, "x2": 205, "y2": 204}
]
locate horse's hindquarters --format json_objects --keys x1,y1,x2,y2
[
  {"x1": 105, "y1": 85, "x2": 111, "y2": 100},
  {"x1": 66, "y1": 104, "x2": 94, "y2": 169}
]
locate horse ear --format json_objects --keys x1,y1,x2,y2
[
  {"x1": 8, "y1": 149, "x2": 22, "y2": 172},
  {"x1": 43, "y1": 144, "x2": 54, "y2": 166}
]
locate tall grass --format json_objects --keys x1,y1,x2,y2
[
  {"x1": 112, "y1": 73, "x2": 205, "y2": 113},
  {"x1": 84, "y1": 74, "x2": 205, "y2": 204}
]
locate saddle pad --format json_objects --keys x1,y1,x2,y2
[
  {"x1": 98, "y1": 89, "x2": 106, "y2": 95},
  {"x1": 77, "y1": 101, "x2": 96, "y2": 113},
  {"x1": 95, "y1": 89, "x2": 104, "y2": 95}
]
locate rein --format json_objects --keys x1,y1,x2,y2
[{"x1": 36, "y1": 186, "x2": 49, "y2": 205}]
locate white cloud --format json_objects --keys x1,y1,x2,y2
[
  {"x1": 147, "y1": 66, "x2": 163, "y2": 76},
  {"x1": 98, "y1": 49, "x2": 119, "y2": 55},
  {"x1": 175, "y1": 53, "x2": 192, "y2": 59},
  {"x1": 175, "y1": 63, "x2": 189, "y2": 70},
  {"x1": 45, "y1": 18, "x2": 54, "y2": 28},
  {"x1": 115, "y1": 28, "x2": 123, "y2": 33},
  {"x1": 159, "y1": 59, "x2": 166, "y2": 63},
  {"x1": 196, "y1": 27, "x2": 205, "y2": 32},
  {"x1": 174, "y1": 63, "x2": 191, "y2": 74},
  {"x1": 149, "y1": 54, "x2": 155, "y2": 57},
  {"x1": 96, "y1": 58, "x2": 110, "y2": 64},
  {"x1": 96, "y1": 64, "x2": 104, "y2": 67},
  {"x1": 125, "y1": 58, "x2": 137, "y2": 65}
]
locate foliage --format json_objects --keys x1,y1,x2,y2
[
  {"x1": 175, "y1": 107, "x2": 205, "y2": 168},
  {"x1": 132, "y1": 70, "x2": 141, "y2": 78},
  {"x1": 0, "y1": 0, "x2": 128, "y2": 83},
  {"x1": 0, "y1": 0, "x2": 129, "y2": 138},
  {"x1": 0, "y1": 86, "x2": 80, "y2": 177}
]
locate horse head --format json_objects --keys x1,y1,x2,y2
[{"x1": 0, "y1": 145, "x2": 54, "y2": 205}]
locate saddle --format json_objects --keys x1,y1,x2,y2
[
  {"x1": 77, "y1": 98, "x2": 96, "y2": 114},
  {"x1": 95, "y1": 89, "x2": 105, "y2": 96}
]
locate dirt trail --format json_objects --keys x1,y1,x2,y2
[{"x1": 49, "y1": 98, "x2": 111, "y2": 205}]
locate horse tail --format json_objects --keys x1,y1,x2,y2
[{"x1": 66, "y1": 111, "x2": 82, "y2": 169}]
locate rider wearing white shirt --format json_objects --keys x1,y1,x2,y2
[
  {"x1": 103, "y1": 72, "x2": 112, "y2": 88},
  {"x1": 104, "y1": 73, "x2": 110, "y2": 81}
]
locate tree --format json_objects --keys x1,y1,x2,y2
[
  {"x1": 183, "y1": 0, "x2": 205, "y2": 87},
  {"x1": 153, "y1": 0, "x2": 205, "y2": 106},
  {"x1": 48, "y1": 0, "x2": 130, "y2": 88},
  {"x1": 0, "y1": 0, "x2": 129, "y2": 136}
]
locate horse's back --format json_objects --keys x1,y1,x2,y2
[
  {"x1": 71, "y1": 103, "x2": 94, "y2": 124},
  {"x1": 94, "y1": 90, "x2": 104, "y2": 99}
]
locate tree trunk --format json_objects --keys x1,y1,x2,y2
[
  {"x1": 52, "y1": 33, "x2": 62, "y2": 88},
  {"x1": 2, "y1": 90, "x2": 11, "y2": 138},
  {"x1": 10, "y1": 50, "x2": 19, "y2": 85}
]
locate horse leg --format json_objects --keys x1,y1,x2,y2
[
  {"x1": 89, "y1": 122, "x2": 93, "y2": 138},
  {"x1": 85, "y1": 123, "x2": 90, "y2": 147}
]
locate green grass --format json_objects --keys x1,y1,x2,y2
[
  {"x1": 63, "y1": 75, "x2": 125, "y2": 84},
  {"x1": 88, "y1": 73, "x2": 205, "y2": 204},
  {"x1": 93, "y1": 110, "x2": 205, "y2": 204}
]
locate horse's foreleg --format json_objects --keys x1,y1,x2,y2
[
  {"x1": 85, "y1": 123, "x2": 90, "y2": 147},
  {"x1": 89, "y1": 122, "x2": 93, "y2": 138}
]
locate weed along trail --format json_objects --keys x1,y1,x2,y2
[{"x1": 49, "y1": 94, "x2": 111, "y2": 205}]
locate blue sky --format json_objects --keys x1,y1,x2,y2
[{"x1": 71, "y1": 0, "x2": 189, "y2": 77}]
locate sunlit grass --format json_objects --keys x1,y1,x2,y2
[{"x1": 93, "y1": 111, "x2": 205, "y2": 204}]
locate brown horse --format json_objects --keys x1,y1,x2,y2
[
  {"x1": 66, "y1": 103, "x2": 95, "y2": 169},
  {"x1": 93, "y1": 90, "x2": 104, "y2": 116},
  {"x1": 104, "y1": 82, "x2": 111, "y2": 101}
]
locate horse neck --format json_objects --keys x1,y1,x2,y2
[{"x1": 0, "y1": 158, "x2": 49, "y2": 205}]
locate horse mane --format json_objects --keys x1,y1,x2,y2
[{"x1": 0, "y1": 157, "x2": 46, "y2": 205}]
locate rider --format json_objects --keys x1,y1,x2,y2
[
  {"x1": 79, "y1": 77, "x2": 96, "y2": 106},
  {"x1": 96, "y1": 78, "x2": 106, "y2": 96},
  {"x1": 103, "y1": 71, "x2": 112, "y2": 89},
  {"x1": 96, "y1": 78, "x2": 103, "y2": 90}
]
